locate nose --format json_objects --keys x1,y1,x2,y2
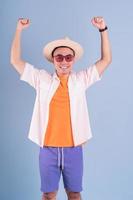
[{"x1": 61, "y1": 58, "x2": 67, "y2": 64}]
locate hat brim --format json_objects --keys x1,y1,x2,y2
[{"x1": 43, "y1": 38, "x2": 84, "y2": 63}]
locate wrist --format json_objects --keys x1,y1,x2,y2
[
  {"x1": 16, "y1": 28, "x2": 23, "y2": 33},
  {"x1": 99, "y1": 26, "x2": 108, "y2": 32}
]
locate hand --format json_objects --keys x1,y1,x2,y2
[
  {"x1": 16, "y1": 18, "x2": 30, "y2": 31},
  {"x1": 91, "y1": 16, "x2": 106, "y2": 30}
]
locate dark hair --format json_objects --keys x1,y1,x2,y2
[{"x1": 51, "y1": 46, "x2": 75, "y2": 57}]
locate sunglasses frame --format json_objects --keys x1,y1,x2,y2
[{"x1": 53, "y1": 54, "x2": 75, "y2": 62}]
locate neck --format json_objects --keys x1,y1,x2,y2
[{"x1": 56, "y1": 70, "x2": 70, "y2": 78}]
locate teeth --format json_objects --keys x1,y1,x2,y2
[{"x1": 61, "y1": 66, "x2": 67, "y2": 69}]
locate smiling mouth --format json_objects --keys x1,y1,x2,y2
[{"x1": 60, "y1": 67, "x2": 68, "y2": 69}]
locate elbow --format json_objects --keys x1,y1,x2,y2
[
  {"x1": 10, "y1": 58, "x2": 14, "y2": 66},
  {"x1": 10, "y1": 60, "x2": 17, "y2": 68},
  {"x1": 10, "y1": 54, "x2": 15, "y2": 66},
  {"x1": 10, "y1": 52, "x2": 19, "y2": 66},
  {"x1": 10, "y1": 57, "x2": 19, "y2": 67},
  {"x1": 107, "y1": 58, "x2": 112, "y2": 65},
  {"x1": 108, "y1": 54, "x2": 112, "y2": 64},
  {"x1": 107, "y1": 52, "x2": 112, "y2": 64},
  {"x1": 103, "y1": 55, "x2": 112, "y2": 66}
]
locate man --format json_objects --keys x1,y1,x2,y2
[{"x1": 10, "y1": 17, "x2": 112, "y2": 200}]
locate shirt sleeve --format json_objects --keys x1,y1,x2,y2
[
  {"x1": 76, "y1": 64, "x2": 102, "y2": 90},
  {"x1": 20, "y1": 62, "x2": 41, "y2": 90},
  {"x1": 20, "y1": 62, "x2": 51, "y2": 89}
]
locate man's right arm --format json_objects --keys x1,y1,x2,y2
[{"x1": 10, "y1": 18, "x2": 30, "y2": 75}]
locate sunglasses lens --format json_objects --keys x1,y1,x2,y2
[
  {"x1": 65, "y1": 55, "x2": 74, "y2": 62},
  {"x1": 55, "y1": 55, "x2": 63, "y2": 62}
]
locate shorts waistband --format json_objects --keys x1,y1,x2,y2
[{"x1": 42, "y1": 146, "x2": 82, "y2": 170}]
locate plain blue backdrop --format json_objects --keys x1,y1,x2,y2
[{"x1": 0, "y1": 0, "x2": 133, "y2": 199}]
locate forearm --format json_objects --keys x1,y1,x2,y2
[
  {"x1": 91, "y1": 17, "x2": 112, "y2": 75},
  {"x1": 10, "y1": 29, "x2": 23, "y2": 64},
  {"x1": 100, "y1": 29, "x2": 112, "y2": 63},
  {"x1": 10, "y1": 18, "x2": 30, "y2": 74}
]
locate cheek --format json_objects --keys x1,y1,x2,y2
[
  {"x1": 69, "y1": 61, "x2": 74, "y2": 67},
  {"x1": 53, "y1": 60, "x2": 59, "y2": 67},
  {"x1": 55, "y1": 62, "x2": 60, "y2": 67},
  {"x1": 53, "y1": 60, "x2": 73, "y2": 68}
]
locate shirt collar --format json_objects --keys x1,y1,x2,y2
[{"x1": 52, "y1": 70, "x2": 74, "y2": 80}]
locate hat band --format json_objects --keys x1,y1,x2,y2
[{"x1": 51, "y1": 46, "x2": 75, "y2": 57}]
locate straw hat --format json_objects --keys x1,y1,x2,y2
[{"x1": 43, "y1": 36, "x2": 84, "y2": 63}]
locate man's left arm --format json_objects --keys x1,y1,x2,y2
[{"x1": 91, "y1": 17, "x2": 112, "y2": 76}]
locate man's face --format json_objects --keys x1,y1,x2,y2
[{"x1": 52, "y1": 47, "x2": 75, "y2": 77}]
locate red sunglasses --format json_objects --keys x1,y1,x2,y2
[{"x1": 53, "y1": 54, "x2": 74, "y2": 62}]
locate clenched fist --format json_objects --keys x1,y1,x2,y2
[
  {"x1": 91, "y1": 17, "x2": 106, "y2": 30},
  {"x1": 17, "y1": 18, "x2": 30, "y2": 31}
]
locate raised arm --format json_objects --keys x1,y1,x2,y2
[
  {"x1": 10, "y1": 18, "x2": 30, "y2": 75},
  {"x1": 91, "y1": 17, "x2": 112, "y2": 76}
]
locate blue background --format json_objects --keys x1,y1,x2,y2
[{"x1": 0, "y1": 0, "x2": 133, "y2": 199}]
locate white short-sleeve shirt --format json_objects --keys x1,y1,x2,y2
[{"x1": 20, "y1": 62, "x2": 102, "y2": 147}]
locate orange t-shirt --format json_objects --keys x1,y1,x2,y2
[{"x1": 43, "y1": 75, "x2": 74, "y2": 147}]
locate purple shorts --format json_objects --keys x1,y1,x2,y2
[{"x1": 39, "y1": 146, "x2": 83, "y2": 193}]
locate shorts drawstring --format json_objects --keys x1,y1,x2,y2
[
  {"x1": 57, "y1": 147, "x2": 60, "y2": 167},
  {"x1": 57, "y1": 147, "x2": 64, "y2": 170},
  {"x1": 61, "y1": 147, "x2": 64, "y2": 170}
]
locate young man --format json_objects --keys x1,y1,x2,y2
[{"x1": 10, "y1": 17, "x2": 112, "y2": 200}]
